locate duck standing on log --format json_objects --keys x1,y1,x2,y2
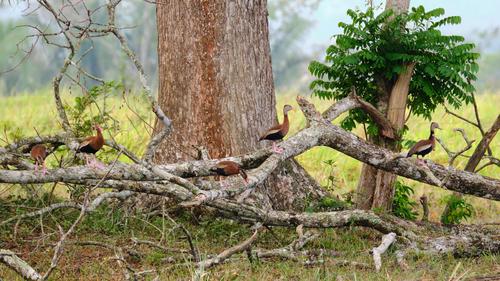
[
  {"x1": 211, "y1": 160, "x2": 248, "y2": 187},
  {"x1": 259, "y1": 104, "x2": 293, "y2": 154},
  {"x1": 77, "y1": 124, "x2": 105, "y2": 169},
  {"x1": 30, "y1": 144, "x2": 47, "y2": 175},
  {"x1": 406, "y1": 122, "x2": 441, "y2": 164}
]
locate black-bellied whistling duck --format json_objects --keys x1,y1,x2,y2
[
  {"x1": 211, "y1": 161, "x2": 248, "y2": 183},
  {"x1": 406, "y1": 122, "x2": 441, "y2": 164},
  {"x1": 77, "y1": 124, "x2": 105, "y2": 168},
  {"x1": 259, "y1": 104, "x2": 293, "y2": 154},
  {"x1": 30, "y1": 144, "x2": 47, "y2": 175}
]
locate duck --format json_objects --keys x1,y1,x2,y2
[
  {"x1": 259, "y1": 104, "x2": 293, "y2": 154},
  {"x1": 30, "y1": 144, "x2": 47, "y2": 175},
  {"x1": 406, "y1": 122, "x2": 441, "y2": 164},
  {"x1": 211, "y1": 160, "x2": 248, "y2": 183},
  {"x1": 77, "y1": 124, "x2": 105, "y2": 168}
]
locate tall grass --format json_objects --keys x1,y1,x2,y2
[{"x1": 0, "y1": 90, "x2": 498, "y2": 222}]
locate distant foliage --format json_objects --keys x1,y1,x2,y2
[
  {"x1": 309, "y1": 6, "x2": 479, "y2": 133},
  {"x1": 440, "y1": 194, "x2": 474, "y2": 225},
  {"x1": 392, "y1": 181, "x2": 418, "y2": 220}
]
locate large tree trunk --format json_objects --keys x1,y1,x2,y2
[
  {"x1": 356, "y1": 0, "x2": 412, "y2": 211},
  {"x1": 154, "y1": 0, "x2": 323, "y2": 210}
]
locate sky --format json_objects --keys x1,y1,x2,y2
[{"x1": 306, "y1": 0, "x2": 500, "y2": 51}]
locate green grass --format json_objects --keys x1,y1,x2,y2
[{"x1": 0, "y1": 90, "x2": 499, "y2": 280}]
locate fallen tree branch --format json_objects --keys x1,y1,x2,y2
[
  {"x1": 2, "y1": 96, "x2": 498, "y2": 202},
  {"x1": 0, "y1": 202, "x2": 80, "y2": 227},
  {"x1": 194, "y1": 224, "x2": 262, "y2": 280},
  {"x1": 0, "y1": 249, "x2": 41, "y2": 281},
  {"x1": 372, "y1": 232, "x2": 397, "y2": 272}
]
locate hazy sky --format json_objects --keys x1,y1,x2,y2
[
  {"x1": 2, "y1": 0, "x2": 499, "y2": 51},
  {"x1": 307, "y1": 0, "x2": 500, "y2": 49}
]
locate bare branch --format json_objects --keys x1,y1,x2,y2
[
  {"x1": 465, "y1": 115, "x2": 500, "y2": 172},
  {"x1": 0, "y1": 249, "x2": 41, "y2": 281},
  {"x1": 195, "y1": 224, "x2": 262, "y2": 279},
  {"x1": 0, "y1": 202, "x2": 80, "y2": 227},
  {"x1": 372, "y1": 232, "x2": 397, "y2": 272}
]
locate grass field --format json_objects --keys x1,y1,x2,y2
[{"x1": 0, "y1": 90, "x2": 499, "y2": 280}]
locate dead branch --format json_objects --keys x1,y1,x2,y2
[
  {"x1": 465, "y1": 115, "x2": 500, "y2": 172},
  {"x1": 0, "y1": 202, "x2": 80, "y2": 227},
  {"x1": 252, "y1": 228, "x2": 339, "y2": 264},
  {"x1": 131, "y1": 237, "x2": 189, "y2": 254},
  {"x1": 194, "y1": 224, "x2": 262, "y2": 280},
  {"x1": 437, "y1": 128, "x2": 475, "y2": 166},
  {"x1": 0, "y1": 249, "x2": 41, "y2": 281},
  {"x1": 321, "y1": 89, "x2": 398, "y2": 139},
  {"x1": 1, "y1": 96, "x2": 499, "y2": 203},
  {"x1": 372, "y1": 232, "x2": 396, "y2": 272},
  {"x1": 419, "y1": 195, "x2": 429, "y2": 222}
]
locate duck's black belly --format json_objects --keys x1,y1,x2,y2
[
  {"x1": 264, "y1": 131, "x2": 284, "y2": 141},
  {"x1": 415, "y1": 146, "x2": 433, "y2": 157},
  {"x1": 78, "y1": 145, "x2": 98, "y2": 154},
  {"x1": 214, "y1": 167, "x2": 230, "y2": 176}
]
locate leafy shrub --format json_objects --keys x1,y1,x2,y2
[
  {"x1": 66, "y1": 81, "x2": 123, "y2": 136},
  {"x1": 392, "y1": 181, "x2": 418, "y2": 220},
  {"x1": 440, "y1": 195, "x2": 474, "y2": 225}
]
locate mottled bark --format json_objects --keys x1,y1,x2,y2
[
  {"x1": 356, "y1": 1, "x2": 413, "y2": 211},
  {"x1": 154, "y1": 0, "x2": 323, "y2": 210}
]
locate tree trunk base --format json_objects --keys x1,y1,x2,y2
[{"x1": 241, "y1": 159, "x2": 326, "y2": 211}]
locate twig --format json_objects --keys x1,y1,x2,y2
[{"x1": 419, "y1": 195, "x2": 429, "y2": 222}]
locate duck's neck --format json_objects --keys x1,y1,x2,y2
[
  {"x1": 429, "y1": 130, "x2": 434, "y2": 140},
  {"x1": 96, "y1": 129, "x2": 104, "y2": 143},
  {"x1": 283, "y1": 112, "x2": 289, "y2": 126}
]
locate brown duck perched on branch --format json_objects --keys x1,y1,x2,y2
[
  {"x1": 30, "y1": 144, "x2": 47, "y2": 175},
  {"x1": 406, "y1": 122, "x2": 441, "y2": 164},
  {"x1": 259, "y1": 104, "x2": 293, "y2": 154},
  {"x1": 212, "y1": 161, "x2": 248, "y2": 183},
  {"x1": 77, "y1": 124, "x2": 105, "y2": 169}
]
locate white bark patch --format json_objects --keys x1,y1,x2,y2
[{"x1": 372, "y1": 232, "x2": 397, "y2": 272}]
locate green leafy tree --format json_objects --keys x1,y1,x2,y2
[
  {"x1": 309, "y1": 6, "x2": 479, "y2": 210},
  {"x1": 309, "y1": 6, "x2": 478, "y2": 129}
]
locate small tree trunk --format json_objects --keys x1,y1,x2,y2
[
  {"x1": 154, "y1": 0, "x2": 323, "y2": 211},
  {"x1": 356, "y1": 0, "x2": 412, "y2": 211}
]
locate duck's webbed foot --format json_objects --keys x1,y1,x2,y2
[
  {"x1": 272, "y1": 142, "x2": 284, "y2": 154},
  {"x1": 41, "y1": 162, "x2": 47, "y2": 176}
]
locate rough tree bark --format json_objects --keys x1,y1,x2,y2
[
  {"x1": 154, "y1": 0, "x2": 323, "y2": 210},
  {"x1": 356, "y1": 0, "x2": 412, "y2": 211},
  {"x1": 465, "y1": 115, "x2": 500, "y2": 172}
]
